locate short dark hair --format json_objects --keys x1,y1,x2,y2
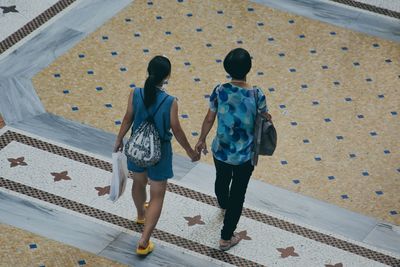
[{"x1": 223, "y1": 48, "x2": 252, "y2": 80}]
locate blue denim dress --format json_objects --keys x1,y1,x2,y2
[{"x1": 127, "y1": 88, "x2": 175, "y2": 180}]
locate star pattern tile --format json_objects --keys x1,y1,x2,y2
[
  {"x1": 277, "y1": 246, "x2": 299, "y2": 258},
  {"x1": 235, "y1": 230, "x2": 252, "y2": 241},
  {"x1": 7, "y1": 157, "x2": 27, "y2": 167},
  {"x1": 51, "y1": 171, "x2": 71, "y2": 182},
  {"x1": 0, "y1": 5, "x2": 18, "y2": 14},
  {"x1": 184, "y1": 215, "x2": 205, "y2": 226},
  {"x1": 95, "y1": 186, "x2": 110, "y2": 196}
]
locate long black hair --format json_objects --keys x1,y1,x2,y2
[{"x1": 144, "y1": 56, "x2": 171, "y2": 108}]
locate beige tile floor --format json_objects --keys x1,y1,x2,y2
[
  {"x1": 32, "y1": 0, "x2": 400, "y2": 224},
  {"x1": 0, "y1": 223, "x2": 127, "y2": 267},
  {"x1": 0, "y1": 115, "x2": 4, "y2": 129}
]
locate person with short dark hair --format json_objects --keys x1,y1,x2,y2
[
  {"x1": 196, "y1": 48, "x2": 271, "y2": 251},
  {"x1": 114, "y1": 55, "x2": 200, "y2": 255}
]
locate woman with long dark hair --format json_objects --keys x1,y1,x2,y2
[
  {"x1": 114, "y1": 55, "x2": 199, "y2": 255},
  {"x1": 195, "y1": 48, "x2": 272, "y2": 251}
]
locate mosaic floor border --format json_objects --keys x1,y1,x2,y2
[
  {"x1": 330, "y1": 0, "x2": 400, "y2": 18},
  {"x1": 0, "y1": 130, "x2": 399, "y2": 266}
]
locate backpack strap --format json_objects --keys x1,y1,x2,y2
[{"x1": 140, "y1": 89, "x2": 169, "y2": 118}]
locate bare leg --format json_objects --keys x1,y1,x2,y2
[
  {"x1": 132, "y1": 172, "x2": 148, "y2": 221},
  {"x1": 138, "y1": 179, "x2": 167, "y2": 248}
]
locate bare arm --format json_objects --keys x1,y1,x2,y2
[
  {"x1": 170, "y1": 100, "x2": 199, "y2": 161},
  {"x1": 114, "y1": 90, "x2": 134, "y2": 152},
  {"x1": 195, "y1": 109, "x2": 216, "y2": 153}
]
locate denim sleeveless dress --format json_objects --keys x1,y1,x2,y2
[{"x1": 127, "y1": 88, "x2": 175, "y2": 180}]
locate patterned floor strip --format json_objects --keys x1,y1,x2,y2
[
  {"x1": 0, "y1": 0, "x2": 76, "y2": 54},
  {"x1": 0, "y1": 129, "x2": 399, "y2": 266},
  {"x1": 330, "y1": 0, "x2": 400, "y2": 18}
]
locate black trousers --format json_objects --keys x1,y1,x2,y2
[{"x1": 213, "y1": 157, "x2": 254, "y2": 240}]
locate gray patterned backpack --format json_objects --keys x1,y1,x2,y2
[{"x1": 125, "y1": 91, "x2": 168, "y2": 167}]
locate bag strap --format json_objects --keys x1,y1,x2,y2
[
  {"x1": 253, "y1": 88, "x2": 259, "y2": 114},
  {"x1": 140, "y1": 89, "x2": 169, "y2": 118}
]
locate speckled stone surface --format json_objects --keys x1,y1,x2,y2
[
  {"x1": 31, "y1": 0, "x2": 400, "y2": 225},
  {"x1": 0, "y1": 223, "x2": 127, "y2": 267}
]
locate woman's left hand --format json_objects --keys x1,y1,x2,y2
[{"x1": 114, "y1": 139, "x2": 124, "y2": 152}]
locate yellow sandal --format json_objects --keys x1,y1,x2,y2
[
  {"x1": 135, "y1": 202, "x2": 149, "y2": 225},
  {"x1": 136, "y1": 240, "x2": 154, "y2": 256}
]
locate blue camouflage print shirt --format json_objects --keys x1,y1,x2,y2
[{"x1": 209, "y1": 83, "x2": 268, "y2": 165}]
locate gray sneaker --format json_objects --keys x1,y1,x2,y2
[{"x1": 219, "y1": 234, "x2": 241, "y2": 251}]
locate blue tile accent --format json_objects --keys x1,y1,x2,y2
[
  {"x1": 268, "y1": 87, "x2": 275, "y2": 92},
  {"x1": 362, "y1": 171, "x2": 369, "y2": 176},
  {"x1": 78, "y1": 54, "x2": 85, "y2": 58},
  {"x1": 267, "y1": 37, "x2": 274, "y2": 42},
  {"x1": 175, "y1": 46, "x2": 182, "y2": 51},
  {"x1": 333, "y1": 81, "x2": 340, "y2": 86},
  {"x1": 314, "y1": 156, "x2": 322, "y2": 161},
  {"x1": 321, "y1": 65, "x2": 328, "y2": 69},
  {"x1": 298, "y1": 34, "x2": 305, "y2": 39},
  {"x1": 310, "y1": 49, "x2": 317, "y2": 54},
  {"x1": 373, "y1": 43, "x2": 380, "y2": 48},
  {"x1": 129, "y1": 83, "x2": 136, "y2": 88},
  {"x1": 301, "y1": 84, "x2": 308, "y2": 89},
  {"x1": 215, "y1": 59, "x2": 222, "y2": 63},
  {"x1": 29, "y1": 243, "x2": 37, "y2": 249},
  {"x1": 385, "y1": 59, "x2": 392, "y2": 63},
  {"x1": 341, "y1": 194, "x2": 349, "y2": 199},
  {"x1": 111, "y1": 51, "x2": 118, "y2": 56},
  {"x1": 279, "y1": 104, "x2": 286, "y2": 109},
  {"x1": 303, "y1": 139, "x2": 310, "y2": 144},
  {"x1": 54, "y1": 73, "x2": 61, "y2": 78},
  {"x1": 378, "y1": 94, "x2": 384, "y2": 98},
  {"x1": 134, "y1": 33, "x2": 141, "y2": 37},
  {"x1": 72, "y1": 106, "x2": 79, "y2": 111},
  {"x1": 390, "y1": 211, "x2": 398, "y2": 215},
  {"x1": 181, "y1": 114, "x2": 189, "y2": 119},
  {"x1": 349, "y1": 153, "x2": 356, "y2": 158},
  {"x1": 194, "y1": 78, "x2": 200, "y2": 82},
  {"x1": 191, "y1": 132, "x2": 199, "y2": 136},
  {"x1": 204, "y1": 94, "x2": 210, "y2": 99},
  {"x1": 292, "y1": 179, "x2": 300, "y2": 184},
  {"x1": 290, "y1": 121, "x2": 297, "y2": 126},
  {"x1": 87, "y1": 70, "x2": 94, "y2": 75},
  {"x1": 206, "y1": 43, "x2": 212, "y2": 47},
  {"x1": 102, "y1": 36, "x2": 108, "y2": 40},
  {"x1": 281, "y1": 160, "x2": 288, "y2": 165},
  {"x1": 143, "y1": 49, "x2": 149, "y2": 53},
  {"x1": 78, "y1": 260, "x2": 86, "y2": 266},
  {"x1": 165, "y1": 31, "x2": 172, "y2": 35},
  {"x1": 217, "y1": 10, "x2": 224, "y2": 14},
  {"x1": 278, "y1": 53, "x2": 285, "y2": 57},
  {"x1": 328, "y1": 175, "x2": 335, "y2": 180},
  {"x1": 288, "y1": 19, "x2": 295, "y2": 24},
  {"x1": 330, "y1": 31, "x2": 336, "y2": 35},
  {"x1": 105, "y1": 104, "x2": 112, "y2": 108},
  {"x1": 96, "y1": 86, "x2": 103, "y2": 91},
  {"x1": 186, "y1": 13, "x2": 193, "y2": 17},
  {"x1": 156, "y1": 16, "x2": 162, "y2": 20},
  {"x1": 226, "y1": 25, "x2": 233, "y2": 29},
  {"x1": 391, "y1": 111, "x2": 397, "y2": 116},
  {"x1": 120, "y1": 67, "x2": 127, "y2": 72},
  {"x1": 226, "y1": 75, "x2": 231, "y2": 79},
  {"x1": 324, "y1": 118, "x2": 331, "y2": 122},
  {"x1": 147, "y1": 1, "x2": 153, "y2": 5},
  {"x1": 370, "y1": 131, "x2": 377, "y2": 136},
  {"x1": 375, "y1": 191, "x2": 383, "y2": 196},
  {"x1": 63, "y1": 90, "x2": 69, "y2": 94},
  {"x1": 341, "y1": 47, "x2": 348, "y2": 51},
  {"x1": 177, "y1": 0, "x2": 184, "y2": 2},
  {"x1": 366, "y1": 78, "x2": 373, "y2": 82},
  {"x1": 257, "y1": 22, "x2": 264, "y2": 26},
  {"x1": 336, "y1": 135, "x2": 344, "y2": 140},
  {"x1": 114, "y1": 120, "x2": 121, "y2": 125},
  {"x1": 237, "y1": 40, "x2": 243, "y2": 44},
  {"x1": 353, "y1": 62, "x2": 360, "y2": 66},
  {"x1": 312, "y1": 100, "x2": 319, "y2": 105},
  {"x1": 247, "y1": 7, "x2": 254, "y2": 12},
  {"x1": 357, "y1": 114, "x2": 364, "y2": 119},
  {"x1": 289, "y1": 68, "x2": 296, "y2": 72},
  {"x1": 257, "y1": 71, "x2": 264, "y2": 76},
  {"x1": 184, "y1": 62, "x2": 191, "y2": 66},
  {"x1": 384, "y1": 149, "x2": 390, "y2": 154},
  {"x1": 125, "y1": 18, "x2": 132, "y2": 22},
  {"x1": 345, "y1": 97, "x2": 352, "y2": 102},
  {"x1": 196, "y1": 28, "x2": 202, "y2": 32}
]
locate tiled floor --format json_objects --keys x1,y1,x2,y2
[
  {"x1": 32, "y1": 0, "x2": 400, "y2": 225},
  {"x1": 0, "y1": 223, "x2": 127, "y2": 267},
  {"x1": 0, "y1": 115, "x2": 4, "y2": 128},
  {"x1": 1, "y1": 127, "x2": 399, "y2": 266}
]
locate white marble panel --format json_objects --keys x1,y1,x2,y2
[
  {"x1": 0, "y1": 138, "x2": 396, "y2": 266},
  {"x1": 0, "y1": 0, "x2": 59, "y2": 42},
  {"x1": 363, "y1": 223, "x2": 400, "y2": 254}
]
